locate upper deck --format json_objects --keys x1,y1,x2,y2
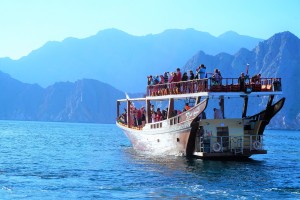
[{"x1": 147, "y1": 77, "x2": 282, "y2": 98}]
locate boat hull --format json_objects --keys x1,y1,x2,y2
[
  {"x1": 117, "y1": 122, "x2": 192, "y2": 156},
  {"x1": 117, "y1": 98, "x2": 208, "y2": 156}
]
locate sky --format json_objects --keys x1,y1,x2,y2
[{"x1": 1, "y1": 0, "x2": 299, "y2": 59}]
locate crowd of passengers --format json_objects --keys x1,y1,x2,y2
[
  {"x1": 117, "y1": 101, "x2": 228, "y2": 129},
  {"x1": 147, "y1": 64, "x2": 208, "y2": 86},
  {"x1": 117, "y1": 102, "x2": 198, "y2": 129},
  {"x1": 147, "y1": 64, "x2": 280, "y2": 95}
]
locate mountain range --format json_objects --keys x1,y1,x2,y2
[
  {"x1": 0, "y1": 29, "x2": 262, "y2": 93},
  {"x1": 0, "y1": 72, "x2": 125, "y2": 123},
  {"x1": 0, "y1": 29, "x2": 299, "y2": 129},
  {"x1": 183, "y1": 31, "x2": 300, "y2": 129}
]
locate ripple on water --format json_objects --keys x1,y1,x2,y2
[{"x1": 0, "y1": 122, "x2": 299, "y2": 199}]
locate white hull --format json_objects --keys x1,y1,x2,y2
[
  {"x1": 117, "y1": 121, "x2": 192, "y2": 156},
  {"x1": 117, "y1": 98, "x2": 208, "y2": 156}
]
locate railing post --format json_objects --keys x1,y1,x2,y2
[{"x1": 221, "y1": 136, "x2": 223, "y2": 152}]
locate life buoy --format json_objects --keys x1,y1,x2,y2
[
  {"x1": 212, "y1": 142, "x2": 222, "y2": 152},
  {"x1": 252, "y1": 141, "x2": 262, "y2": 150}
]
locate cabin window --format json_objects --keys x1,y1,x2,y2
[
  {"x1": 177, "y1": 138, "x2": 180, "y2": 142},
  {"x1": 151, "y1": 122, "x2": 162, "y2": 129},
  {"x1": 217, "y1": 127, "x2": 229, "y2": 149}
]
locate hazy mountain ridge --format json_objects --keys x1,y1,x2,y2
[
  {"x1": 0, "y1": 72, "x2": 125, "y2": 123},
  {"x1": 0, "y1": 30, "x2": 299, "y2": 129},
  {"x1": 0, "y1": 28, "x2": 262, "y2": 92},
  {"x1": 183, "y1": 31, "x2": 300, "y2": 129}
]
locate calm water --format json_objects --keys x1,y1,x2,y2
[{"x1": 0, "y1": 121, "x2": 299, "y2": 199}]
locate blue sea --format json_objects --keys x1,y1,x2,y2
[{"x1": 0, "y1": 121, "x2": 299, "y2": 199}]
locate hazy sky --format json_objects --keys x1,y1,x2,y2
[{"x1": 1, "y1": 0, "x2": 299, "y2": 59}]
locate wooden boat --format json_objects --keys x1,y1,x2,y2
[{"x1": 116, "y1": 77, "x2": 285, "y2": 159}]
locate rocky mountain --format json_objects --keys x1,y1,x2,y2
[
  {"x1": 0, "y1": 30, "x2": 299, "y2": 129},
  {"x1": 183, "y1": 31, "x2": 300, "y2": 130},
  {"x1": 0, "y1": 71, "x2": 125, "y2": 123},
  {"x1": 0, "y1": 29, "x2": 262, "y2": 93}
]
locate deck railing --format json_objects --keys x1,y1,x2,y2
[
  {"x1": 197, "y1": 135, "x2": 264, "y2": 154},
  {"x1": 147, "y1": 78, "x2": 282, "y2": 96}
]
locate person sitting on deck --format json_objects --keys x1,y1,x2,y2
[
  {"x1": 251, "y1": 73, "x2": 261, "y2": 84},
  {"x1": 117, "y1": 114, "x2": 125, "y2": 124},
  {"x1": 184, "y1": 103, "x2": 190, "y2": 111},
  {"x1": 122, "y1": 109, "x2": 127, "y2": 124},
  {"x1": 157, "y1": 108, "x2": 163, "y2": 121}
]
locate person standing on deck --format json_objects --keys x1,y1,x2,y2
[
  {"x1": 141, "y1": 107, "x2": 146, "y2": 127},
  {"x1": 195, "y1": 66, "x2": 200, "y2": 79},
  {"x1": 164, "y1": 72, "x2": 169, "y2": 86},
  {"x1": 189, "y1": 70, "x2": 195, "y2": 80},
  {"x1": 175, "y1": 68, "x2": 182, "y2": 93},
  {"x1": 212, "y1": 69, "x2": 222, "y2": 85},
  {"x1": 181, "y1": 72, "x2": 188, "y2": 93},
  {"x1": 238, "y1": 72, "x2": 245, "y2": 91},
  {"x1": 199, "y1": 64, "x2": 206, "y2": 79},
  {"x1": 189, "y1": 70, "x2": 195, "y2": 93},
  {"x1": 182, "y1": 72, "x2": 188, "y2": 81},
  {"x1": 176, "y1": 68, "x2": 182, "y2": 81},
  {"x1": 136, "y1": 107, "x2": 142, "y2": 129},
  {"x1": 151, "y1": 111, "x2": 156, "y2": 123}
]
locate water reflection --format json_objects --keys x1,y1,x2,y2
[
  {"x1": 122, "y1": 147, "x2": 280, "y2": 196},
  {"x1": 119, "y1": 130, "x2": 300, "y2": 199}
]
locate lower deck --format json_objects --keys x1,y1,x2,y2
[{"x1": 192, "y1": 118, "x2": 267, "y2": 158}]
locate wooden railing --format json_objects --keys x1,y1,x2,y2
[{"x1": 146, "y1": 78, "x2": 282, "y2": 96}]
